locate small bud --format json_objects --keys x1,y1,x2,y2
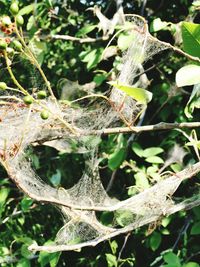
[
  {"x1": 23, "y1": 95, "x2": 33, "y2": 105},
  {"x1": 13, "y1": 40, "x2": 22, "y2": 51},
  {"x1": 0, "y1": 82, "x2": 7, "y2": 90},
  {"x1": 37, "y1": 90, "x2": 47, "y2": 99},
  {"x1": 16, "y1": 15, "x2": 24, "y2": 26},
  {"x1": 40, "y1": 110, "x2": 49, "y2": 120},
  {"x1": 10, "y1": 2, "x2": 19, "y2": 15}
]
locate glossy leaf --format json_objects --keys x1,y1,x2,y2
[
  {"x1": 183, "y1": 262, "x2": 200, "y2": 267},
  {"x1": 176, "y1": 65, "x2": 200, "y2": 87},
  {"x1": 149, "y1": 231, "x2": 162, "y2": 251},
  {"x1": 132, "y1": 142, "x2": 144, "y2": 158},
  {"x1": 134, "y1": 172, "x2": 149, "y2": 189},
  {"x1": 143, "y1": 147, "x2": 164, "y2": 158},
  {"x1": 108, "y1": 81, "x2": 152, "y2": 104},
  {"x1": 145, "y1": 156, "x2": 164, "y2": 164},
  {"x1": 163, "y1": 252, "x2": 181, "y2": 267},
  {"x1": 117, "y1": 33, "x2": 135, "y2": 51},
  {"x1": 106, "y1": 254, "x2": 118, "y2": 267},
  {"x1": 18, "y1": 4, "x2": 39, "y2": 15},
  {"x1": 21, "y1": 197, "x2": 33, "y2": 212},
  {"x1": 150, "y1": 18, "x2": 168, "y2": 32},
  {"x1": 182, "y1": 22, "x2": 200, "y2": 57},
  {"x1": 108, "y1": 134, "x2": 127, "y2": 170}
]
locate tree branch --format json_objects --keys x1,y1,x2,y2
[
  {"x1": 89, "y1": 122, "x2": 200, "y2": 135},
  {"x1": 34, "y1": 122, "x2": 200, "y2": 145},
  {"x1": 28, "y1": 189, "x2": 200, "y2": 253},
  {"x1": 50, "y1": 34, "x2": 109, "y2": 43}
]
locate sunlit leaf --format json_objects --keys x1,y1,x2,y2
[
  {"x1": 182, "y1": 22, "x2": 200, "y2": 57},
  {"x1": 108, "y1": 81, "x2": 152, "y2": 104},
  {"x1": 145, "y1": 156, "x2": 164, "y2": 164},
  {"x1": 163, "y1": 252, "x2": 181, "y2": 267},
  {"x1": 150, "y1": 18, "x2": 168, "y2": 32},
  {"x1": 117, "y1": 33, "x2": 135, "y2": 51},
  {"x1": 143, "y1": 147, "x2": 164, "y2": 158},
  {"x1": 176, "y1": 65, "x2": 200, "y2": 87}
]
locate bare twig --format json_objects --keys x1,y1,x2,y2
[
  {"x1": 88, "y1": 122, "x2": 200, "y2": 135},
  {"x1": 117, "y1": 232, "x2": 131, "y2": 261},
  {"x1": 33, "y1": 122, "x2": 200, "y2": 145},
  {"x1": 50, "y1": 34, "x2": 109, "y2": 43}
]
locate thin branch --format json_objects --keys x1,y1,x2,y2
[
  {"x1": 88, "y1": 122, "x2": 200, "y2": 135},
  {"x1": 34, "y1": 122, "x2": 200, "y2": 145},
  {"x1": 50, "y1": 34, "x2": 109, "y2": 43},
  {"x1": 170, "y1": 44, "x2": 200, "y2": 63},
  {"x1": 28, "y1": 192, "x2": 200, "y2": 253}
]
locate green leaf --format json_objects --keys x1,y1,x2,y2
[
  {"x1": 134, "y1": 172, "x2": 150, "y2": 189},
  {"x1": 143, "y1": 147, "x2": 164, "y2": 158},
  {"x1": 145, "y1": 156, "x2": 164, "y2": 164},
  {"x1": 108, "y1": 81, "x2": 152, "y2": 104},
  {"x1": 191, "y1": 221, "x2": 200, "y2": 235},
  {"x1": 183, "y1": 262, "x2": 200, "y2": 267},
  {"x1": 21, "y1": 197, "x2": 33, "y2": 212},
  {"x1": 38, "y1": 241, "x2": 61, "y2": 267},
  {"x1": 76, "y1": 24, "x2": 97, "y2": 37},
  {"x1": 28, "y1": 39, "x2": 47, "y2": 65},
  {"x1": 0, "y1": 188, "x2": 10, "y2": 207},
  {"x1": 108, "y1": 147, "x2": 126, "y2": 170},
  {"x1": 149, "y1": 231, "x2": 162, "y2": 251},
  {"x1": 170, "y1": 163, "x2": 182, "y2": 172},
  {"x1": 21, "y1": 244, "x2": 34, "y2": 259},
  {"x1": 182, "y1": 22, "x2": 200, "y2": 57},
  {"x1": 106, "y1": 254, "x2": 118, "y2": 267},
  {"x1": 110, "y1": 240, "x2": 118, "y2": 255},
  {"x1": 18, "y1": 4, "x2": 39, "y2": 15},
  {"x1": 80, "y1": 48, "x2": 102, "y2": 70},
  {"x1": 184, "y1": 84, "x2": 200, "y2": 118},
  {"x1": 176, "y1": 65, "x2": 200, "y2": 87},
  {"x1": 16, "y1": 258, "x2": 31, "y2": 267},
  {"x1": 27, "y1": 15, "x2": 36, "y2": 31},
  {"x1": 117, "y1": 33, "x2": 135, "y2": 51},
  {"x1": 132, "y1": 142, "x2": 144, "y2": 158},
  {"x1": 93, "y1": 73, "x2": 107, "y2": 86},
  {"x1": 108, "y1": 134, "x2": 127, "y2": 170},
  {"x1": 150, "y1": 18, "x2": 168, "y2": 32},
  {"x1": 161, "y1": 217, "x2": 171, "y2": 227},
  {"x1": 163, "y1": 252, "x2": 181, "y2": 267}
]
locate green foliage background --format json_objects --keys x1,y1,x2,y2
[{"x1": 0, "y1": 0, "x2": 200, "y2": 266}]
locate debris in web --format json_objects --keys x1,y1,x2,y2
[{"x1": 0, "y1": 15, "x2": 200, "y2": 253}]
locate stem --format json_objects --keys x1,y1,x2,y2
[
  {"x1": 7, "y1": 87, "x2": 26, "y2": 94},
  {"x1": 0, "y1": 96, "x2": 23, "y2": 102},
  {"x1": 14, "y1": 20, "x2": 55, "y2": 98},
  {"x1": 3, "y1": 51, "x2": 28, "y2": 95}
]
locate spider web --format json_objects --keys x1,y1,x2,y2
[{"x1": 0, "y1": 15, "x2": 199, "y2": 252}]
